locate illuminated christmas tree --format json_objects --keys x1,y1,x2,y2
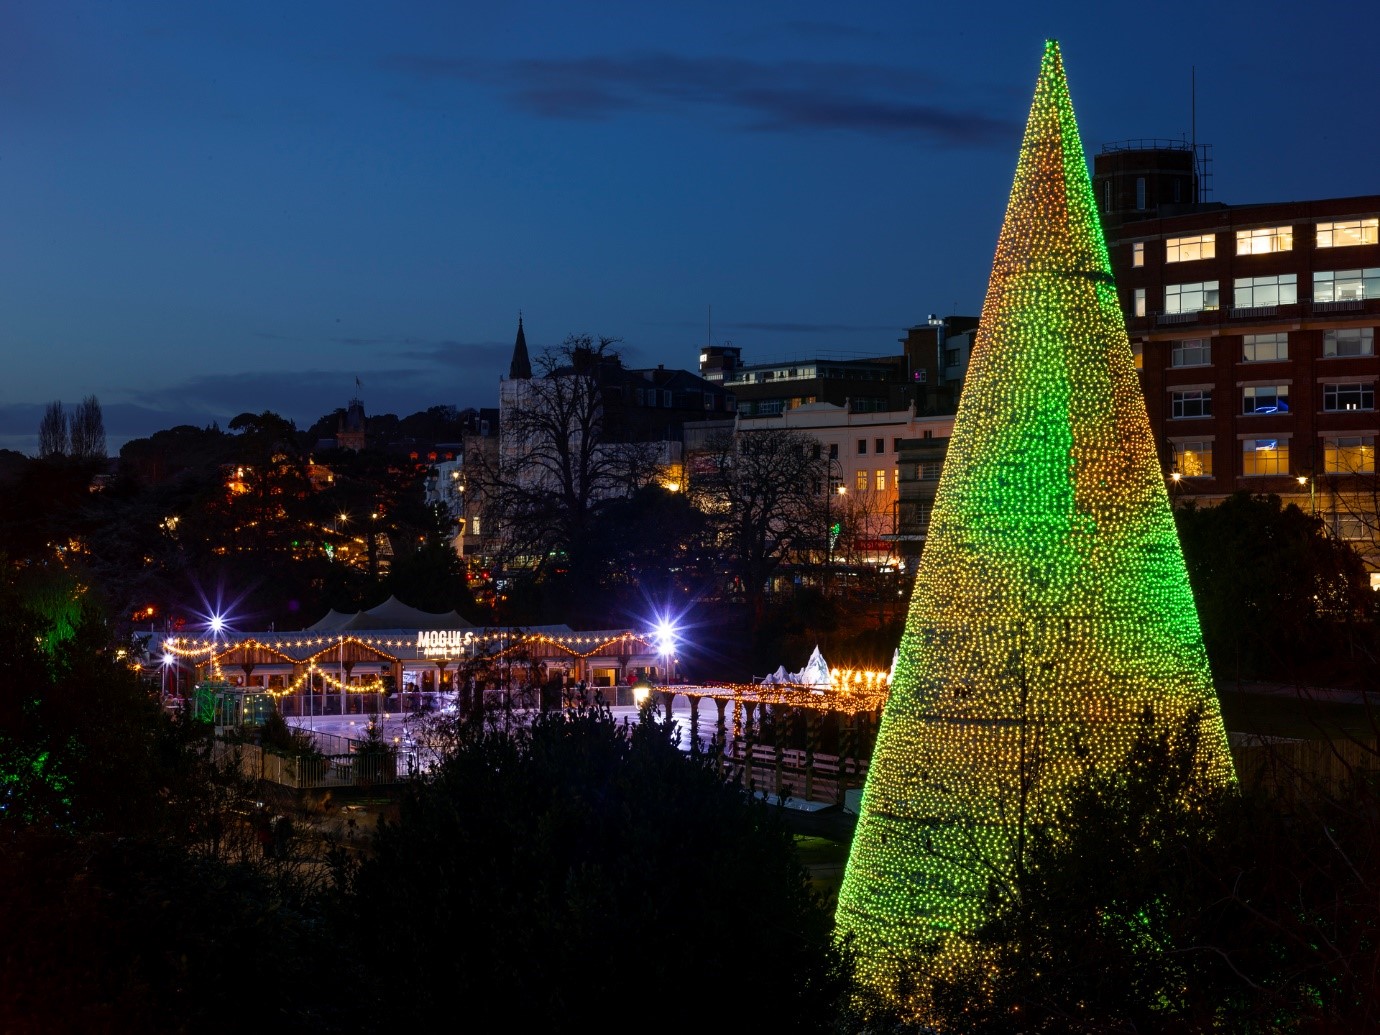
[{"x1": 834, "y1": 40, "x2": 1234, "y2": 1000}]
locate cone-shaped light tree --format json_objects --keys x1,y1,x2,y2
[{"x1": 834, "y1": 40, "x2": 1234, "y2": 998}]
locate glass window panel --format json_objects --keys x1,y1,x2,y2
[
  {"x1": 1242, "y1": 439, "x2": 1290, "y2": 475},
  {"x1": 1175, "y1": 440, "x2": 1213, "y2": 477},
  {"x1": 1243, "y1": 385, "x2": 1290, "y2": 414},
  {"x1": 1171, "y1": 390, "x2": 1212, "y2": 418},
  {"x1": 1323, "y1": 382, "x2": 1375, "y2": 411},
  {"x1": 1132, "y1": 242, "x2": 1145, "y2": 267},
  {"x1": 1171, "y1": 339, "x2": 1211, "y2": 366},
  {"x1": 1242, "y1": 333, "x2": 1288, "y2": 362},
  {"x1": 1235, "y1": 226, "x2": 1294, "y2": 254},
  {"x1": 1324, "y1": 435, "x2": 1375, "y2": 474},
  {"x1": 1166, "y1": 234, "x2": 1216, "y2": 263},
  {"x1": 1317, "y1": 218, "x2": 1379, "y2": 248},
  {"x1": 1314, "y1": 268, "x2": 1380, "y2": 302},
  {"x1": 1165, "y1": 281, "x2": 1220, "y2": 314},
  {"x1": 1323, "y1": 328, "x2": 1374, "y2": 357},
  {"x1": 1233, "y1": 274, "x2": 1297, "y2": 307}
]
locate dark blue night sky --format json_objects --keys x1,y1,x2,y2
[{"x1": 2, "y1": 0, "x2": 1374, "y2": 451}]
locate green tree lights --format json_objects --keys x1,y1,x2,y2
[{"x1": 834, "y1": 40, "x2": 1234, "y2": 1007}]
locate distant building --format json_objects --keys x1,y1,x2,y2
[
  {"x1": 700, "y1": 318, "x2": 976, "y2": 419},
  {"x1": 1097, "y1": 139, "x2": 1380, "y2": 573}
]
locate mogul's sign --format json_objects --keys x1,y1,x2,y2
[{"x1": 416, "y1": 630, "x2": 474, "y2": 657}]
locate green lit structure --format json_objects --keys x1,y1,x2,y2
[{"x1": 834, "y1": 40, "x2": 1234, "y2": 998}]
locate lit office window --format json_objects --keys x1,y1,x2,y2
[
  {"x1": 1242, "y1": 438, "x2": 1289, "y2": 475},
  {"x1": 855, "y1": 470, "x2": 868, "y2": 491},
  {"x1": 1236, "y1": 226, "x2": 1294, "y2": 254},
  {"x1": 1324, "y1": 435, "x2": 1375, "y2": 474},
  {"x1": 1165, "y1": 234, "x2": 1215, "y2": 262},
  {"x1": 1132, "y1": 241, "x2": 1145, "y2": 267},
  {"x1": 1317, "y1": 218, "x2": 1379, "y2": 248},
  {"x1": 1233, "y1": 274, "x2": 1297, "y2": 307},
  {"x1": 1173, "y1": 440, "x2": 1213, "y2": 477},
  {"x1": 875, "y1": 469, "x2": 886, "y2": 491},
  {"x1": 1314, "y1": 268, "x2": 1380, "y2": 302},
  {"x1": 1165, "y1": 281, "x2": 1220, "y2": 314}
]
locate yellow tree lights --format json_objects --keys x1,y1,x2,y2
[{"x1": 834, "y1": 40, "x2": 1234, "y2": 1004}]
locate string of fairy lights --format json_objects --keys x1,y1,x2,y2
[
  {"x1": 158, "y1": 632, "x2": 892, "y2": 711},
  {"x1": 833, "y1": 39, "x2": 1236, "y2": 1010}
]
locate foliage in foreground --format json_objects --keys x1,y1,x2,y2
[
  {"x1": 928, "y1": 712, "x2": 1380, "y2": 1033},
  {"x1": 339, "y1": 706, "x2": 854, "y2": 1031}
]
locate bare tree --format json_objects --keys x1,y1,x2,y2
[
  {"x1": 38, "y1": 401, "x2": 68, "y2": 458},
  {"x1": 69, "y1": 395, "x2": 107, "y2": 461},
  {"x1": 689, "y1": 427, "x2": 827, "y2": 621},
  {"x1": 477, "y1": 335, "x2": 663, "y2": 581}
]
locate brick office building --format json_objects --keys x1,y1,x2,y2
[{"x1": 1097, "y1": 142, "x2": 1380, "y2": 575}]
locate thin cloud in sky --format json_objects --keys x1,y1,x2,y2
[{"x1": 384, "y1": 51, "x2": 1016, "y2": 145}]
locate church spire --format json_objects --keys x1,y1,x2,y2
[
  {"x1": 834, "y1": 39, "x2": 1233, "y2": 1007},
  {"x1": 508, "y1": 312, "x2": 532, "y2": 380}
]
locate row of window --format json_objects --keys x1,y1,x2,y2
[
  {"x1": 1134, "y1": 268, "x2": 1380, "y2": 316},
  {"x1": 857, "y1": 437, "x2": 906, "y2": 455},
  {"x1": 1172, "y1": 436, "x2": 1375, "y2": 477},
  {"x1": 1164, "y1": 329, "x2": 1374, "y2": 367},
  {"x1": 1170, "y1": 383, "x2": 1375, "y2": 418},
  {"x1": 1131, "y1": 219, "x2": 1379, "y2": 266}
]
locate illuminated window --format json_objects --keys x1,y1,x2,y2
[
  {"x1": 1243, "y1": 333, "x2": 1288, "y2": 362},
  {"x1": 1233, "y1": 274, "x2": 1296, "y2": 307},
  {"x1": 1171, "y1": 390, "x2": 1212, "y2": 418},
  {"x1": 876, "y1": 469, "x2": 887, "y2": 491},
  {"x1": 1166, "y1": 234, "x2": 1215, "y2": 262},
  {"x1": 1133, "y1": 288, "x2": 1146, "y2": 317},
  {"x1": 1242, "y1": 438, "x2": 1289, "y2": 475},
  {"x1": 1132, "y1": 242, "x2": 1145, "y2": 267},
  {"x1": 1131, "y1": 340, "x2": 1143, "y2": 369},
  {"x1": 1333, "y1": 514, "x2": 1369, "y2": 540},
  {"x1": 1243, "y1": 385, "x2": 1290, "y2": 414},
  {"x1": 1324, "y1": 435, "x2": 1375, "y2": 474},
  {"x1": 1173, "y1": 440, "x2": 1213, "y2": 476},
  {"x1": 855, "y1": 469, "x2": 868, "y2": 491},
  {"x1": 1317, "y1": 218, "x2": 1379, "y2": 248},
  {"x1": 1314, "y1": 268, "x2": 1380, "y2": 302},
  {"x1": 1324, "y1": 327, "x2": 1374, "y2": 357},
  {"x1": 1170, "y1": 339, "x2": 1211, "y2": 366},
  {"x1": 1236, "y1": 225, "x2": 1293, "y2": 254},
  {"x1": 1165, "y1": 281, "x2": 1219, "y2": 314},
  {"x1": 1323, "y1": 382, "x2": 1374, "y2": 411}
]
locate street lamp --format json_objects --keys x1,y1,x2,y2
[{"x1": 1296, "y1": 474, "x2": 1316, "y2": 519}]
